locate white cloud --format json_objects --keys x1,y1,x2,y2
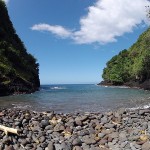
[
  {"x1": 31, "y1": 24, "x2": 72, "y2": 39},
  {"x1": 74, "y1": 0, "x2": 150, "y2": 44},
  {"x1": 31, "y1": 0, "x2": 150, "y2": 44},
  {"x1": 2, "y1": 0, "x2": 9, "y2": 4}
]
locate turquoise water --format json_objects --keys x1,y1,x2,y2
[{"x1": 0, "y1": 84, "x2": 150, "y2": 113}]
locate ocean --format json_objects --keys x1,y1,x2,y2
[{"x1": 0, "y1": 84, "x2": 150, "y2": 113}]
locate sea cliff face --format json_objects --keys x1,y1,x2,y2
[
  {"x1": 0, "y1": 1, "x2": 40, "y2": 96},
  {"x1": 100, "y1": 28, "x2": 150, "y2": 90}
]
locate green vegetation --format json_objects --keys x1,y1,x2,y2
[
  {"x1": 102, "y1": 28, "x2": 150, "y2": 86},
  {"x1": 0, "y1": 1, "x2": 40, "y2": 95}
]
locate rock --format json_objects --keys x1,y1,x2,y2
[
  {"x1": 139, "y1": 109, "x2": 150, "y2": 115},
  {"x1": 32, "y1": 135, "x2": 39, "y2": 144},
  {"x1": 15, "y1": 121, "x2": 21, "y2": 126},
  {"x1": 120, "y1": 141, "x2": 128, "y2": 148},
  {"x1": 95, "y1": 124, "x2": 102, "y2": 131},
  {"x1": 142, "y1": 141, "x2": 150, "y2": 150},
  {"x1": 22, "y1": 119, "x2": 27, "y2": 124},
  {"x1": 78, "y1": 130, "x2": 89, "y2": 136},
  {"x1": 130, "y1": 143, "x2": 137, "y2": 150},
  {"x1": 47, "y1": 142, "x2": 54, "y2": 150},
  {"x1": 98, "y1": 133, "x2": 105, "y2": 138},
  {"x1": 5, "y1": 146, "x2": 15, "y2": 150},
  {"x1": 75, "y1": 120, "x2": 83, "y2": 126},
  {"x1": 75, "y1": 116, "x2": 88, "y2": 122},
  {"x1": 90, "y1": 145, "x2": 101, "y2": 150},
  {"x1": 72, "y1": 138, "x2": 82, "y2": 146},
  {"x1": 101, "y1": 116, "x2": 108, "y2": 124},
  {"x1": 37, "y1": 147, "x2": 43, "y2": 150},
  {"x1": 119, "y1": 132, "x2": 127, "y2": 142},
  {"x1": 109, "y1": 132, "x2": 119, "y2": 139},
  {"x1": 46, "y1": 130, "x2": 53, "y2": 134},
  {"x1": 134, "y1": 143, "x2": 141, "y2": 149},
  {"x1": 45, "y1": 125, "x2": 53, "y2": 130},
  {"x1": 39, "y1": 136, "x2": 46, "y2": 143},
  {"x1": 97, "y1": 114, "x2": 103, "y2": 119},
  {"x1": 54, "y1": 143, "x2": 71, "y2": 150},
  {"x1": 21, "y1": 139, "x2": 28, "y2": 146},
  {"x1": 128, "y1": 135, "x2": 139, "y2": 141},
  {"x1": 41, "y1": 120, "x2": 50, "y2": 128},
  {"x1": 12, "y1": 144, "x2": 19, "y2": 150},
  {"x1": 3, "y1": 107, "x2": 150, "y2": 150},
  {"x1": 81, "y1": 143, "x2": 90, "y2": 150},
  {"x1": 142, "y1": 122, "x2": 148, "y2": 130},
  {"x1": 140, "y1": 135, "x2": 149, "y2": 142},
  {"x1": 107, "y1": 136, "x2": 113, "y2": 142},
  {"x1": 61, "y1": 142, "x2": 71, "y2": 150},
  {"x1": 104, "y1": 123, "x2": 115, "y2": 129},
  {"x1": 54, "y1": 144, "x2": 62, "y2": 150},
  {"x1": 82, "y1": 136, "x2": 96, "y2": 145},
  {"x1": 54, "y1": 124, "x2": 65, "y2": 132},
  {"x1": 73, "y1": 146, "x2": 83, "y2": 150}
]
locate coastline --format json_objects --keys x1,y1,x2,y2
[
  {"x1": 1, "y1": 108, "x2": 150, "y2": 150},
  {"x1": 98, "y1": 80, "x2": 150, "y2": 91}
]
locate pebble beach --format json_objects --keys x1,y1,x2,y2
[{"x1": 1, "y1": 108, "x2": 150, "y2": 150}]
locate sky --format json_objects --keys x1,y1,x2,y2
[{"x1": 4, "y1": 0, "x2": 150, "y2": 84}]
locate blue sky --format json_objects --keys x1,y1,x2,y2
[{"x1": 5, "y1": 0, "x2": 150, "y2": 84}]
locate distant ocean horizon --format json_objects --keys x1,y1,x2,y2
[{"x1": 0, "y1": 84, "x2": 150, "y2": 113}]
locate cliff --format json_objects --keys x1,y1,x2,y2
[
  {"x1": 100, "y1": 28, "x2": 150, "y2": 90},
  {"x1": 0, "y1": 1, "x2": 40, "y2": 96}
]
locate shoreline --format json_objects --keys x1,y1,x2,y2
[
  {"x1": 1, "y1": 108, "x2": 150, "y2": 149},
  {"x1": 98, "y1": 79, "x2": 150, "y2": 91},
  {"x1": 97, "y1": 83, "x2": 142, "y2": 91}
]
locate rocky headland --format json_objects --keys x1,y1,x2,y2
[
  {"x1": 98, "y1": 80, "x2": 150, "y2": 90},
  {"x1": 1, "y1": 108, "x2": 150, "y2": 150},
  {"x1": 100, "y1": 28, "x2": 150, "y2": 91},
  {"x1": 0, "y1": 1, "x2": 40, "y2": 96}
]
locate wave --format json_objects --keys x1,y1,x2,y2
[
  {"x1": 113, "y1": 86, "x2": 130, "y2": 89},
  {"x1": 12, "y1": 104, "x2": 32, "y2": 109},
  {"x1": 128, "y1": 103, "x2": 150, "y2": 111},
  {"x1": 50, "y1": 86, "x2": 66, "y2": 90}
]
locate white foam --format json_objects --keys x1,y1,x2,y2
[
  {"x1": 50, "y1": 86, "x2": 66, "y2": 90},
  {"x1": 128, "y1": 104, "x2": 150, "y2": 111},
  {"x1": 13, "y1": 104, "x2": 32, "y2": 109}
]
